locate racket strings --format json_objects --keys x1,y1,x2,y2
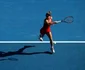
[{"x1": 64, "y1": 16, "x2": 73, "y2": 23}]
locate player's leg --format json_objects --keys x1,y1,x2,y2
[
  {"x1": 46, "y1": 32, "x2": 55, "y2": 53},
  {"x1": 39, "y1": 28, "x2": 45, "y2": 41},
  {"x1": 39, "y1": 33, "x2": 44, "y2": 41}
]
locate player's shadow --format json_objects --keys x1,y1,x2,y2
[{"x1": 0, "y1": 45, "x2": 52, "y2": 61}]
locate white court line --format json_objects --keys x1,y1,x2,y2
[{"x1": 0, "y1": 41, "x2": 85, "y2": 44}]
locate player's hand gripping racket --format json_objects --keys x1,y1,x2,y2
[{"x1": 61, "y1": 16, "x2": 74, "y2": 23}]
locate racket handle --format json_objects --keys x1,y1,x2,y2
[{"x1": 61, "y1": 20, "x2": 64, "y2": 22}]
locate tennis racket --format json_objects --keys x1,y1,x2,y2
[{"x1": 61, "y1": 16, "x2": 74, "y2": 23}]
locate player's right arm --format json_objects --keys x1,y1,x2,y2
[{"x1": 45, "y1": 19, "x2": 56, "y2": 25}]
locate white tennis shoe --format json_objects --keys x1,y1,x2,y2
[
  {"x1": 51, "y1": 47, "x2": 55, "y2": 53},
  {"x1": 39, "y1": 37, "x2": 43, "y2": 41}
]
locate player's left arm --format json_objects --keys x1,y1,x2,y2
[
  {"x1": 54, "y1": 20, "x2": 61, "y2": 24},
  {"x1": 51, "y1": 16, "x2": 61, "y2": 24}
]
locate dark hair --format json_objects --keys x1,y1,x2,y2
[
  {"x1": 46, "y1": 13, "x2": 51, "y2": 17},
  {"x1": 45, "y1": 11, "x2": 51, "y2": 17}
]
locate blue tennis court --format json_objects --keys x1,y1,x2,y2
[{"x1": 0, "y1": 0, "x2": 85, "y2": 70}]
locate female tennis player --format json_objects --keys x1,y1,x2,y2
[{"x1": 39, "y1": 11, "x2": 61, "y2": 53}]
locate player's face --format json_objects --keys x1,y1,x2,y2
[{"x1": 48, "y1": 16, "x2": 52, "y2": 19}]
